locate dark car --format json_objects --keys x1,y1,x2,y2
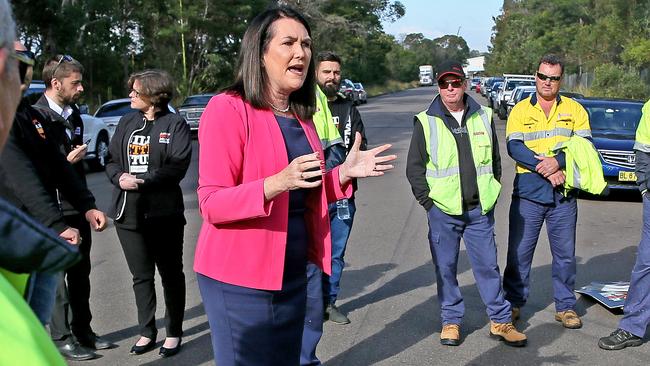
[
  {"x1": 178, "y1": 94, "x2": 214, "y2": 131},
  {"x1": 488, "y1": 81, "x2": 503, "y2": 110},
  {"x1": 577, "y1": 98, "x2": 645, "y2": 190}
]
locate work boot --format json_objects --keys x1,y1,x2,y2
[
  {"x1": 325, "y1": 303, "x2": 350, "y2": 324},
  {"x1": 598, "y1": 329, "x2": 643, "y2": 350},
  {"x1": 511, "y1": 307, "x2": 520, "y2": 322},
  {"x1": 440, "y1": 324, "x2": 461, "y2": 346},
  {"x1": 489, "y1": 321, "x2": 527, "y2": 347},
  {"x1": 554, "y1": 310, "x2": 582, "y2": 329}
]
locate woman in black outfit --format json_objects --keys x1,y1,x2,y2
[{"x1": 105, "y1": 69, "x2": 191, "y2": 358}]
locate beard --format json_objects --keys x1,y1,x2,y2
[
  {"x1": 58, "y1": 89, "x2": 80, "y2": 106},
  {"x1": 320, "y1": 82, "x2": 340, "y2": 98}
]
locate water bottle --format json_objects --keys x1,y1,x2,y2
[{"x1": 336, "y1": 199, "x2": 350, "y2": 220}]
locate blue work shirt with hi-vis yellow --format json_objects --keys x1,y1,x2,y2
[{"x1": 506, "y1": 93, "x2": 592, "y2": 204}]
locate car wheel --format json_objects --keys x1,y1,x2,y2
[{"x1": 88, "y1": 133, "x2": 109, "y2": 171}]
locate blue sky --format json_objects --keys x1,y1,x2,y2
[{"x1": 382, "y1": 0, "x2": 504, "y2": 52}]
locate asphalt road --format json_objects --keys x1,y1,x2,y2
[{"x1": 74, "y1": 87, "x2": 648, "y2": 365}]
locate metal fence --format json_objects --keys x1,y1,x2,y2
[
  {"x1": 563, "y1": 72, "x2": 594, "y2": 90},
  {"x1": 564, "y1": 68, "x2": 650, "y2": 92}
]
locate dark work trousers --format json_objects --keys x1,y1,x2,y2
[
  {"x1": 619, "y1": 194, "x2": 650, "y2": 337},
  {"x1": 50, "y1": 214, "x2": 93, "y2": 341},
  {"x1": 503, "y1": 194, "x2": 577, "y2": 312},
  {"x1": 198, "y1": 273, "x2": 307, "y2": 366},
  {"x1": 115, "y1": 219, "x2": 186, "y2": 340}
]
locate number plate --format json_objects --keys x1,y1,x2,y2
[{"x1": 618, "y1": 171, "x2": 637, "y2": 182}]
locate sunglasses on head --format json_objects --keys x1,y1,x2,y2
[
  {"x1": 12, "y1": 49, "x2": 35, "y2": 66},
  {"x1": 52, "y1": 54, "x2": 74, "y2": 75},
  {"x1": 438, "y1": 78, "x2": 464, "y2": 88},
  {"x1": 536, "y1": 71, "x2": 561, "y2": 82}
]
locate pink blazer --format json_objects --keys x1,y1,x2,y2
[{"x1": 194, "y1": 93, "x2": 352, "y2": 290}]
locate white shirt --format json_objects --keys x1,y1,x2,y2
[
  {"x1": 44, "y1": 94, "x2": 74, "y2": 139},
  {"x1": 450, "y1": 110, "x2": 464, "y2": 126}
]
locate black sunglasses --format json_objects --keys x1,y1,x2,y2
[
  {"x1": 438, "y1": 78, "x2": 464, "y2": 89},
  {"x1": 536, "y1": 71, "x2": 561, "y2": 82},
  {"x1": 52, "y1": 54, "x2": 74, "y2": 75}
]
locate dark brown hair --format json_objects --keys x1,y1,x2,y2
[
  {"x1": 538, "y1": 54, "x2": 565, "y2": 75},
  {"x1": 42, "y1": 54, "x2": 84, "y2": 88},
  {"x1": 316, "y1": 51, "x2": 342, "y2": 65},
  {"x1": 127, "y1": 69, "x2": 175, "y2": 109},
  {"x1": 225, "y1": 6, "x2": 316, "y2": 120}
]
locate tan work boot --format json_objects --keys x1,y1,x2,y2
[
  {"x1": 440, "y1": 324, "x2": 461, "y2": 346},
  {"x1": 555, "y1": 310, "x2": 582, "y2": 329},
  {"x1": 511, "y1": 307, "x2": 520, "y2": 323},
  {"x1": 489, "y1": 321, "x2": 527, "y2": 347}
]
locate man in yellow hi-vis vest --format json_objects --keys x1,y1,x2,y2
[
  {"x1": 599, "y1": 99, "x2": 650, "y2": 350},
  {"x1": 406, "y1": 60, "x2": 526, "y2": 347},
  {"x1": 503, "y1": 54, "x2": 591, "y2": 331}
]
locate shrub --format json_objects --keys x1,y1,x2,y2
[{"x1": 590, "y1": 63, "x2": 649, "y2": 100}]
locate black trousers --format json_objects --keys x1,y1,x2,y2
[
  {"x1": 116, "y1": 219, "x2": 186, "y2": 339},
  {"x1": 50, "y1": 214, "x2": 93, "y2": 341}
]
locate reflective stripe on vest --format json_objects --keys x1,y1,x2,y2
[
  {"x1": 314, "y1": 85, "x2": 344, "y2": 149},
  {"x1": 635, "y1": 100, "x2": 650, "y2": 152},
  {"x1": 417, "y1": 106, "x2": 501, "y2": 215}
]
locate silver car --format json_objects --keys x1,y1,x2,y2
[
  {"x1": 353, "y1": 83, "x2": 367, "y2": 104},
  {"x1": 94, "y1": 98, "x2": 177, "y2": 139},
  {"x1": 177, "y1": 94, "x2": 214, "y2": 131}
]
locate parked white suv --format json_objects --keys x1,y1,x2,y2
[{"x1": 496, "y1": 74, "x2": 535, "y2": 119}]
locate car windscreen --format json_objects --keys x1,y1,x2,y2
[
  {"x1": 518, "y1": 90, "x2": 534, "y2": 101},
  {"x1": 585, "y1": 102, "x2": 643, "y2": 135},
  {"x1": 506, "y1": 80, "x2": 534, "y2": 91},
  {"x1": 182, "y1": 96, "x2": 212, "y2": 107},
  {"x1": 95, "y1": 102, "x2": 135, "y2": 118},
  {"x1": 354, "y1": 83, "x2": 363, "y2": 89}
]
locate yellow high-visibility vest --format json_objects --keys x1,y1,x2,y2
[{"x1": 415, "y1": 107, "x2": 501, "y2": 215}]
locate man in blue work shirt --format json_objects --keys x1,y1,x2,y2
[{"x1": 503, "y1": 54, "x2": 591, "y2": 329}]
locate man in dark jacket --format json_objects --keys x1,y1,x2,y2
[
  {"x1": 406, "y1": 60, "x2": 525, "y2": 347},
  {"x1": 30, "y1": 54, "x2": 111, "y2": 359},
  {"x1": 0, "y1": 15, "x2": 79, "y2": 364},
  {"x1": 316, "y1": 51, "x2": 367, "y2": 327}
]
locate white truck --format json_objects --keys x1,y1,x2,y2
[{"x1": 419, "y1": 65, "x2": 433, "y2": 86}]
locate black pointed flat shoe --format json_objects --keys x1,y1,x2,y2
[
  {"x1": 130, "y1": 338, "x2": 156, "y2": 355},
  {"x1": 159, "y1": 338, "x2": 182, "y2": 358}
]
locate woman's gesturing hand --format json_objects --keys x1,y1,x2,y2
[
  {"x1": 339, "y1": 132, "x2": 396, "y2": 184},
  {"x1": 264, "y1": 152, "x2": 324, "y2": 201}
]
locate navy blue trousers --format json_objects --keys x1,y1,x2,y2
[
  {"x1": 301, "y1": 263, "x2": 323, "y2": 366},
  {"x1": 427, "y1": 205, "x2": 511, "y2": 325},
  {"x1": 503, "y1": 194, "x2": 577, "y2": 312},
  {"x1": 198, "y1": 273, "x2": 307, "y2": 366},
  {"x1": 620, "y1": 195, "x2": 650, "y2": 337}
]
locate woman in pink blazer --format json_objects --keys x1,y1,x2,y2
[{"x1": 194, "y1": 6, "x2": 395, "y2": 366}]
